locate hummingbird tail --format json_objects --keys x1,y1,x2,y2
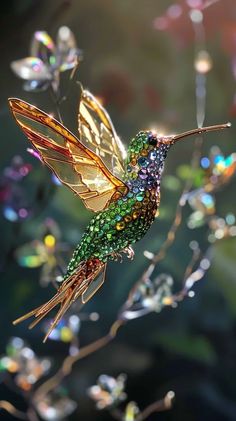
[{"x1": 13, "y1": 258, "x2": 106, "y2": 342}]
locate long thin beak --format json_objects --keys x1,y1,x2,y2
[{"x1": 163, "y1": 122, "x2": 231, "y2": 145}]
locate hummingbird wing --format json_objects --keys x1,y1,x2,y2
[
  {"x1": 9, "y1": 98, "x2": 128, "y2": 212},
  {"x1": 78, "y1": 89, "x2": 127, "y2": 179}
]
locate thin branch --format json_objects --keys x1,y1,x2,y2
[
  {"x1": 33, "y1": 319, "x2": 125, "y2": 401},
  {"x1": 136, "y1": 391, "x2": 175, "y2": 421},
  {"x1": 183, "y1": 243, "x2": 201, "y2": 282},
  {"x1": 0, "y1": 400, "x2": 28, "y2": 420}
]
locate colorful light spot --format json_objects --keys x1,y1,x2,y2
[
  {"x1": 44, "y1": 234, "x2": 56, "y2": 248},
  {"x1": 201, "y1": 157, "x2": 210, "y2": 168}
]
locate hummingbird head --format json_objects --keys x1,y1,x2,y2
[
  {"x1": 125, "y1": 131, "x2": 171, "y2": 182},
  {"x1": 124, "y1": 123, "x2": 231, "y2": 184}
]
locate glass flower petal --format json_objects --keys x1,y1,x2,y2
[
  {"x1": 11, "y1": 57, "x2": 52, "y2": 81},
  {"x1": 30, "y1": 31, "x2": 56, "y2": 60},
  {"x1": 23, "y1": 79, "x2": 51, "y2": 92},
  {"x1": 35, "y1": 388, "x2": 77, "y2": 421},
  {"x1": 88, "y1": 374, "x2": 127, "y2": 409}
]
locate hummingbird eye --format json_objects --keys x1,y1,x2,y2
[{"x1": 148, "y1": 135, "x2": 157, "y2": 147}]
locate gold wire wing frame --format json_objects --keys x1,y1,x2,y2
[
  {"x1": 79, "y1": 89, "x2": 127, "y2": 179},
  {"x1": 8, "y1": 99, "x2": 128, "y2": 212}
]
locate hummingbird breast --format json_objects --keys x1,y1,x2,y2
[
  {"x1": 65, "y1": 185, "x2": 159, "y2": 276},
  {"x1": 66, "y1": 141, "x2": 166, "y2": 276}
]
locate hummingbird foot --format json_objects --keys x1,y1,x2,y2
[
  {"x1": 122, "y1": 246, "x2": 135, "y2": 260},
  {"x1": 109, "y1": 247, "x2": 134, "y2": 262},
  {"x1": 109, "y1": 251, "x2": 123, "y2": 262}
]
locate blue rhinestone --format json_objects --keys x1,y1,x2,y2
[
  {"x1": 138, "y1": 157, "x2": 149, "y2": 167},
  {"x1": 149, "y1": 151, "x2": 157, "y2": 160}
]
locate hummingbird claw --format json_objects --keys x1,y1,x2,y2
[
  {"x1": 109, "y1": 246, "x2": 134, "y2": 262},
  {"x1": 122, "y1": 246, "x2": 135, "y2": 260}
]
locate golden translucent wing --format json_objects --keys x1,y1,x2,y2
[
  {"x1": 9, "y1": 98, "x2": 128, "y2": 212},
  {"x1": 79, "y1": 89, "x2": 127, "y2": 179}
]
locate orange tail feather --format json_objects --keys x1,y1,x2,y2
[{"x1": 13, "y1": 259, "x2": 105, "y2": 342}]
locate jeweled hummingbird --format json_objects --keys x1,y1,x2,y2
[{"x1": 9, "y1": 90, "x2": 230, "y2": 341}]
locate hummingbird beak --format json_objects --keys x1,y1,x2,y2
[{"x1": 161, "y1": 122, "x2": 231, "y2": 145}]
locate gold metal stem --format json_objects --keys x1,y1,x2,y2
[{"x1": 170, "y1": 122, "x2": 231, "y2": 143}]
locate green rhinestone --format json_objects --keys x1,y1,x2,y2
[{"x1": 136, "y1": 192, "x2": 144, "y2": 201}]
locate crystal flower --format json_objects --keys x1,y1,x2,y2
[
  {"x1": 88, "y1": 374, "x2": 127, "y2": 409},
  {"x1": 0, "y1": 337, "x2": 51, "y2": 391},
  {"x1": 187, "y1": 189, "x2": 215, "y2": 229},
  {"x1": 11, "y1": 26, "x2": 82, "y2": 93},
  {"x1": 201, "y1": 146, "x2": 236, "y2": 192},
  {"x1": 0, "y1": 156, "x2": 32, "y2": 222},
  {"x1": 15, "y1": 218, "x2": 69, "y2": 286},
  {"x1": 183, "y1": 147, "x2": 236, "y2": 229},
  {"x1": 121, "y1": 274, "x2": 173, "y2": 320},
  {"x1": 34, "y1": 386, "x2": 77, "y2": 421},
  {"x1": 208, "y1": 214, "x2": 236, "y2": 243}
]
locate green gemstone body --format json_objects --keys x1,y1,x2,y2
[{"x1": 66, "y1": 131, "x2": 169, "y2": 277}]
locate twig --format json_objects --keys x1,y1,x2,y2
[
  {"x1": 0, "y1": 400, "x2": 28, "y2": 420},
  {"x1": 33, "y1": 319, "x2": 125, "y2": 401},
  {"x1": 136, "y1": 391, "x2": 175, "y2": 421},
  {"x1": 183, "y1": 242, "x2": 201, "y2": 282}
]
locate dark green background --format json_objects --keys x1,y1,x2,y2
[{"x1": 0, "y1": 1, "x2": 236, "y2": 420}]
